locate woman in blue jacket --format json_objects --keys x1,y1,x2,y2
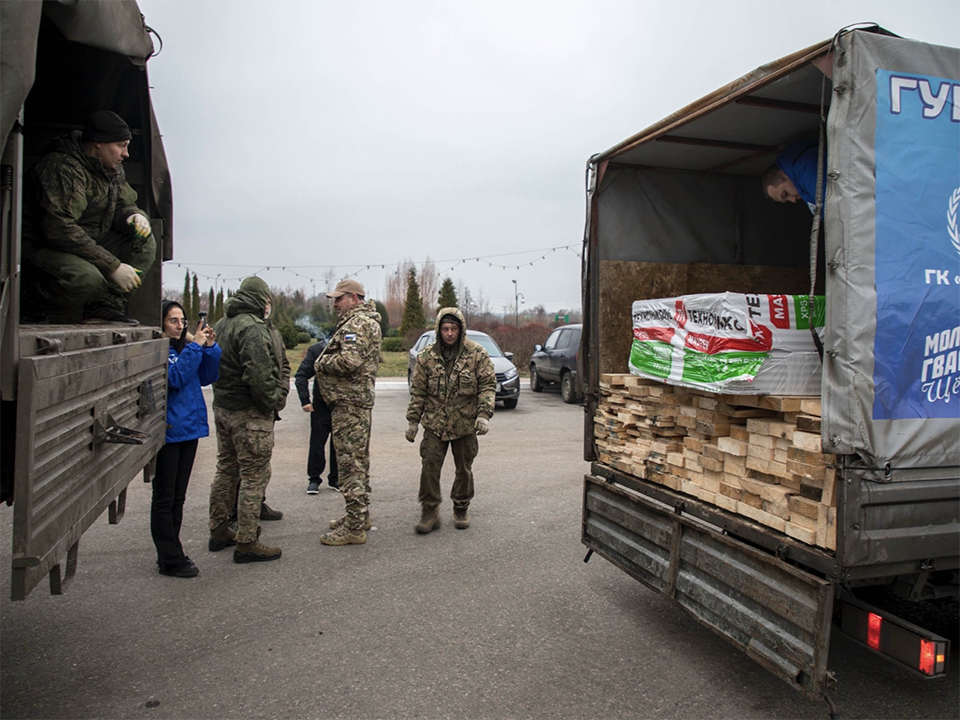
[{"x1": 152, "y1": 299, "x2": 222, "y2": 578}]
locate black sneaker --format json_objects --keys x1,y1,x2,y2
[
  {"x1": 307, "y1": 481, "x2": 320, "y2": 495},
  {"x1": 81, "y1": 302, "x2": 138, "y2": 325},
  {"x1": 329, "y1": 479, "x2": 340, "y2": 490},
  {"x1": 159, "y1": 559, "x2": 199, "y2": 578}
]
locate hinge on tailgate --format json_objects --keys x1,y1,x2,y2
[
  {"x1": 35, "y1": 336, "x2": 61, "y2": 355},
  {"x1": 92, "y1": 413, "x2": 150, "y2": 446}
]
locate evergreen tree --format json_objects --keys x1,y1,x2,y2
[
  {"x1": 374, "y1": 300, "x2": 389, "y2": 336},
  {"x1": 181, "y1": 270, "x2": 192, "y2": 320},
  {"x1": 215, "y1": 288, "x2": 224, "y2": 323},
  {"x1": 437, "y1": 277, "x2": 458, "y2": 309},
  {"x1": 191, "y1": 274, "x2": 201, "y2": 323},
  {"x1": 207, "y1": 288, "x2": 215, "y2": 319},
  {"x1": 399, "y1": 269, "x2": 426, "y2": 336}
]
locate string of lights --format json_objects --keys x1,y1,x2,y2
[{"x1": 163, "y1": 244, "x2": 582, "y2": 287}]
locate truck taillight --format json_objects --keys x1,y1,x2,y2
[
  {"x1": 839, "y1": 595, "x2": 950, "y2": 679},
  {"x1": 867, "y1": 612, "x2": 882, "y2": 649},
  {"x1": 918, "y1": 639, "x2": 947, "y2": 676}
]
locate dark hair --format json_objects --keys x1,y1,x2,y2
[
  {"x1": 761, "y1": 164, "x2": 788, "y2": 202},
  {"x1": 161, "y1": 299, "x2": 184, "y2": 323}
]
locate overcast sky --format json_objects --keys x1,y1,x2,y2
[{"x1": 138, "y1": 0, "x2": 959, "y2": 316}]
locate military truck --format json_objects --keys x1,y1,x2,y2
[
  {"x1": 1, "y1": 1, "x2": 172, "y2": 600},
  {"x1": 580, "y1": 26, "x2": 959, "y2": 700}
]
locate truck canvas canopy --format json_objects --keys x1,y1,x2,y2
[{"x1": 584, "y1": 27, "x2": 960, "y2": 476}]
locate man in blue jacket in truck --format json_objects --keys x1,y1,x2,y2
[{"x1": 762, "y1": 138, "x2": 826, "y2": 215}]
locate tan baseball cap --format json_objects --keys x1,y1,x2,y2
[{"x1": 326, "y1": 279, "x2": 366, "y2": 298}]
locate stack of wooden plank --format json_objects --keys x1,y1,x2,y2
[{"x1": 595, "y1": 373, "x2": 837, "y2": 551}]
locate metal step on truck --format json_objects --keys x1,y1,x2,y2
[
  {"x1": 580, "y1": 25, "x2": 959, "y2": 702},
  {"x1": 1, "y1": 1, "x2": 172, "y2": 600}
]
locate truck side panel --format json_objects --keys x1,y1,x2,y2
[
  {"x1": 11, "y1": 333, "x2": 166, "y2": 599},
  {"x1": 843, "y1": 466, "x2": 960, "y2": 572},
  {"x1": 583, "y1": 475, "x2": 834, "y2": 700}
]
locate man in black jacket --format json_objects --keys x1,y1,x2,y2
[{"x1": 295, "y1": 340, "x2": 339, "y2": 494}]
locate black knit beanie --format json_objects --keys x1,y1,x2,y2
[{"x1": 83, "y1": 111, "x2": 132, "y2": 143}]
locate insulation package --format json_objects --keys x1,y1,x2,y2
[{"x1": 629, "y1": 293, "x2": 825, "y2": 395}]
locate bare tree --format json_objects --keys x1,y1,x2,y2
[
  {"x1": 419, "y1": 258, "x2": 439, "y2": 320},
  {"x1": 383, "y1": 258, "x2": 416, "y2": 331},
  {"x1": 322, "y1": 267, "x2": 337, "y2": 295}
]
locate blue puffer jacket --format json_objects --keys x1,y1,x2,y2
[
  {"x1": 776, "y1": 139, "x2": 825, "y2": 213},
  {"x1": 165, "y1": 341, "x2": 222, "y2": 443}
]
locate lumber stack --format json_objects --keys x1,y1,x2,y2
[{"x1": 595, "y1": 373, "x2": 837, "y2": 551}]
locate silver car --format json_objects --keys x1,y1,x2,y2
[{"x1": 407, "y1": 329, "x2": 520, "y2": 409}]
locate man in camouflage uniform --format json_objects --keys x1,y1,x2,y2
[
  {"x1": 314, "y1": 279, "x2": 382, "y2": 546},
  {"x1": 207, "y1": 276, "x2": 289, "y2": 563},
  {"x1": 406, "y1": 307, "x2": 496, "y2": 533},
  {"x1": 21, "y1": 111, "x2": 155, "y2": 324}
]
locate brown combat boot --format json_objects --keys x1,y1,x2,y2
[
  {"x1": 320, "y1": 523, "x2": 366, "y2": 546},
  {"x1": 208, "y1": 519, "x2": 237, "y2": 552},
  {"x1": 454, "y1": 508, "x2": 470, "y2": 530},
  {"x1": 233, "y1": 539, "x2": 282, "y2": 563},
  {"x1": 415, "y1": 505, "x2": 440, "y2": 534},
  {"x1": 329, "y1": 514, "x2": 372, "y2": 531}
]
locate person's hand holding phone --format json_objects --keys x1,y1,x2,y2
[{"x1": 194, "y1": 320, "x2": 215, "y2": 348}]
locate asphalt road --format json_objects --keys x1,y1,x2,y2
[{"x1": 1, "y1": 380, "x2": 957, "y2": 720}]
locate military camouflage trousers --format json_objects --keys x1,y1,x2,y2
[
  {"x1": 209, "y1": 405, "x2": 275, "y2": 543},
  {"x1": 330, "y1": 404, "x2": 372, "y2": 531},
  {"x1": 22, "y1": 229, "x2": 156, "y2": 311},
  {"x1": 418, "y1": 431, "x2": 477, "y2": 510}
]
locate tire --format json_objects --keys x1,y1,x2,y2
[
  {"x1": 503, "y1": 398, "x2": 518, "y2": 409},
  {"x1": 530, "y1": 365, "x2": 544, "y2": 392},
  {"x1": 561, "y1": 372, "x2": 577, "y2": 404}
]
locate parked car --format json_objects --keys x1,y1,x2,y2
[
  {"x1": 407, "y1": 329, "x2": 520, "y2": 409},
  {"x1": 530, "y1": 323, "x2": 582, "y2": 403}
]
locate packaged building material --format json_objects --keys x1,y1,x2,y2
[{"x1": 629, "y1": 292, "x2": 825, "y2": 394}]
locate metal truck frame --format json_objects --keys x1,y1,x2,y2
[
  {"x1": 1, "y1": 1, "x2": 173, "y2": 600},
  {"x1": 580, "y1": 26, "x2": 959, "y2": 700}
]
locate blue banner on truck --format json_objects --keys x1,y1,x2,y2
[{"x1": 873, "y1": 69, "x2": 960, "y2": 420}]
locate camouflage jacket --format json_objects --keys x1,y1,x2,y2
[
  {"x1": 406, "y1": 307, "x2": 496, "y2": 441},
  {"x1": 315, "y1": 299, "x2": 382, "y2": 409},
  {"x1": 212, "y1": 287, "x2": 289, "y2": 415},
  {"x1": 22, "y1": 133, "x2": 148, "y2": 274}
]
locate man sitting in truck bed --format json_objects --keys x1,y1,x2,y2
[
  {"x1": 20, "y1": 111, "x2": 155, "y2": 325},
  {"x1": 762, "y1": 138, "x2": 826, "y2": 216}
]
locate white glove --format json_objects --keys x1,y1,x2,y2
[
  {"x1": 126, "y1": 213, "x2": 152, "y2": 238},
  {"x1": 405, "y1": 421, "x2": 419, "y2": 443},
  {"x1": 475, "y1": 417, "x2": 490, "y2": 436},
  {"x1": 110, "y1": 263, "x2": 142, "y2": 292}
]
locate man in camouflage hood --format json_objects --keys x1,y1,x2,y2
[
  {"x1": 207, "y1": 276, "x2": 289, "y2": 563},
  {"x1": 405, "y1": 307, "x2": 496, "y2": 533},
  {"x1": 315, "y1": 279, "x2": 382, "y2": 545},
  {"x1": 21, "y1": 111, "x2": 156, "y2": 324}
]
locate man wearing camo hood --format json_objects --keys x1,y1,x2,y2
[
  {"x1": 405, "y1": 307, "x2": 496, "y2": 533},
  {"x1": 207, "y1": 276, "x2": 289, "y2": 563}
]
